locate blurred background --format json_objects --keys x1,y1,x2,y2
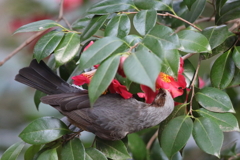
[{"x1": 0, "y1": 0, "x2": 240, "y2": 159}]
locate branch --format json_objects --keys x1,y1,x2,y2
[
  {"x1": 0, "y1": 0, "x2": 65, "y2": 66},
  {"x1": 146, "y1": 130, "x2": 158, "y2": 150}
]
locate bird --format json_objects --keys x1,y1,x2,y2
[{"x1": 15, "y1": 59, "x2": 174, "y2": 141}]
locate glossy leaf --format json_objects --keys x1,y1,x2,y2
[
  {"x1": 210, "y1": 50, "x2": 235, "y2": 89},
  {"x1": 96, "y1": 138, "x2": 131, "y2": 159},
  {"x1": 34, "y1": 90, "x2": 46, "y2": 110},
  {"x1": 19, "y1": 117, "x2": 71, "y2": 145},
  {"x1": 24, "y1": 145, "x2": 42, "y2": 160},
  {"x1": 202, "y1": 25, "x2": 234, "y2": 49},
  {"x1": 229, "y1": 67, "x2": 240, "y2": 86},
  {"x1": 153, "y1": 0, "x2": 173, "y2": 12},
  {"x1": 193, "y1": 117, "x2": 223, "y2": 157},
  {"x1": 37, "y1": 148, "x2": 58, "y2": 160},
  {"x1": 195, "y1": 87, "x2": 235, "y2": 113},
  {"x1": 196, "y1": 108, "x2": 239, "y2": 132},
  {"x1": 159, "y1": 49, "x2": 180, "y2": 78},
  {"x1": 80, "y1": 15, "x2": 108, "y2": 41},
  {"x1": 128, "y1": 133, "x2": 147, "y2": 160},
  {"x1": 14, "y1": 20, "x2": 59, "y2": 34},
  {"x1": 142, "y1": 25, "x2": 180, "y2": 52},
  {"x1": 72, "y1": 14, "x2": 94, "y2": 30},
  {"x1": 204, "y1": 35, "x2": 237, "y2": 59},
  {"x1": 215, "y1": 0, "x2": 228, "y2": 15},
  {"x1": 134, "y1": 0, "x2": 155, "y2": 10},
  {"x1": 77, "y1": 36, "x2": 123, "y2": 71},
  {"x1": 1, "y1": 141, "x2": 25, "y2": 160},
  {"x1": 54, "y1": 32, "x2": 80, "y2": 67},
  {"x1": 88, "y1": 0, "x2": 135, "y2": 14},
  {"x1": 215, "y1": 1, "x2": 240, "y2": 25},
  {"x1": 105, "y1": 14, "x2": 130, "y2": 38},
  {"x1": 133, "y1": 10, "x2": 157, "y2": 36},
  {"x1": 61, "y1": 138, "x2": 85, "y2": 160},
  {"x1": 123, "y1": 34, "x2": 142, "y2": 46},
  {"x1": 183, "y1": 0, "x2": 195, "y2": 10},
  {"x1": 89, "y1": 55, "x2": 120, "y2": 105},
  {"x1": 178, "y1": 30, "x2": 211, "y2": 53},
  {"x1": 183, "y1": 59, "x2": 198, "y2": 88},
  {"x1": 182, "y1": 0, "x2": 206, "y2": 24},
  {"x1": 123, "y1": 49, "x2": 161, "y2": 91},
  {"x1": 85, "y1": 148, "x2": 108, "y2": 160},
  {"x1": 161, "y1": 116, "x2": 193, "y2": 158},
  {"x1": 35, "y1": 34, "x2": 63, "y2": 62},
  {"x1": 233, "y1": 46, "x2": 240, "y2": 69}
]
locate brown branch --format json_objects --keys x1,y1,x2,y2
[
  {"x1": 146, "y1": 130, "x2": 158, "y2": 150},
  {"x1": 0, "y1": 0, "x2": 65, "y2": 66},
  {"x1": 182, "y1": 53, "x2": 195, "y2": 60},
  {"x1": 189, "y1": 56, "x2": 202, "y2": 115}
]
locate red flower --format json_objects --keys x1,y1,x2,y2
[
  {"x1": 109, "y1": 79, "x2": 132, "y2": 99},
  {"x1": 138, "y1": 58, "x2": 187, "y2": 103},
  {"x1": 72, "y1": 70, "x2": 96, "y2": 85}
]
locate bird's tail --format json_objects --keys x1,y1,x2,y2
[{"x1": 15, "y1": 59, "x2": 80, "y2": 95}]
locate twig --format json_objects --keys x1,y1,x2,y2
[
  {"x1": 128, "y1": 42, "x2": 139, "y2": 53},
  {"x1": 63, "y1": 17, "x2": 72, "y2": 30},
  {"x1": 146, "y1": 130, "x2": 158, "y2": 150},
  {"x1": 189, "y1": 56, "x2": 202, "y2": 115},
  {"x1": 0, "y1": 0, "x2": 65, "y2": 66},
  {"x1": 229, "y1": 153, "x2": 240, "y2": 160},
  {"x1": 182, "y1": 53, "x2": 195, "y2": 60}
]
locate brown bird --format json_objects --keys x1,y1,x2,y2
[{"x1": 15, "y1": 59, "x2": 174, "y2": 141}]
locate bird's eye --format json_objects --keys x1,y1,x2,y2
[{"x1": 178, "y1": 87, "x2": 183, "y2": 90}]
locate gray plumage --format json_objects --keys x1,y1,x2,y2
[{"x1": 15, "y1": 59, "x2": 174, "y2": 141}]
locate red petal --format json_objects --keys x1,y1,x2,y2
[
  {"x1": 140, "y1": 85, "x2": 158, "y2": 104},
  {"x1": 83, "y1": 41, "x2": 94, "y2": 51},
  {"x1": 72, "y1": 74, "x2": 90, "y2": 85}
]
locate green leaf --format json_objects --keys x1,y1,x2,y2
[
  {"x1": 123, "y1": 34, "x2": 142, "y2": 46},
  {"x1": 61, "y1": 138, "x2": 85, "y2": 160},
  {"x1": 134, "y1": 0, "x2": 155, "y2": 10},
  {"x1": 25, "y1": 145, "x2": 42, "y2": 160},
  {"x1": 215, "y1": 0, "x2": 227, "y2": 15},
  {"x1": 153, "y1": 0, "x2": 173, "y2": 12},
  {"x1": 96, "y1": 138, "x2": 131, "y2": 160},
  {"x1": 128, "y1": 133, "x2": 147, "y2": 160},
  {"x1": 161, "y1": 116, "x2": 193, "y2": 158},
  {"x1": 183, "y1": 59, "x2": 198, "y2": 88},
  {"x1": 210, "y1": 50, "x2": 235, "y2": 89},
  {"x1": 54, "y1": 32, "x2": 80, "y2": 67},
  {"x1": 88, "y1": 55, "x2": 120, "y2": 105},
  {"x1": 216, "y1": 1, "x2": 240, "y2": 25},
  {"x1": 202, "y1": 25, "x2": 234, "y2": 49},
  {"x1": 133, "y1": 10, "x2": 157, "y2": 36},
  {"x1": 159, "y1": 49, "x2": 180, "y2": 78},
  {"x1": 77, "y1": 36, "x2": 123, "y2": 71},
  {"x1": 34, "y1": 90, "x2": 46, "y2": 110},
  {"x1": 19, "y1": 117, "x2": 71, "y2": 145},
  {"x1": 158, "y1": 104, "x2": 187, "y2": 148},
  {"x1": 183, "y1": 0, "x2": 195, "y2": 10},
  {"x1": 233, "y1": 46, "x2": 240, "y2": 69},
  {"x1": 14, "y1": 20, "x2": 59, "y2": 34},
  {"x1": 178, "y1": 30, "x2": 211, "y2": 53},
  {"x1": 72, "y1": 14, "x2": 94, "y2": 30},
  {"x1": 85, "y1": 148, "x2": 108, "y2": 160},
  {"x1": 204, "y1": 35, "x2": 237, "y2": 59},
  {"x1": 182, "y1": 0, "x2": 206, "y2": 24},
  {"x1": 195, "y1": 87, "x2": 235, "y2": 113},
  {"x1": 88, "y1": 0, "x2": 135, "y2": 14},
  {"x1": 33, "y1": 31, "x2": 64, "y2": 62},
  {"x1": 80, "y1": 15, "x2": 108, "y2": 41},
  {"x1": 105, "y1": 14, "x2": 130, "y2": 38},
  {"x1": 142, "y1": 25, "x2": 180, "y2": 52},
  {"x1": 37, "y1": 148, "x2": 58, "y2": 160},
  {"x1": 192, "y1": 117, "x2": 223, "y2": 158},
  {"x1": 1, "y1": 141, "x2": 25, "y2": 160},
  {"x1": 228, "y1": 67, "x2": 240, "y2": 86},
  {"x1": 123, "y1": 49, "x2": 161, "y2": 91},
  {"x1": 196, "y1": 108, "x2": 239, "y2": 132}
]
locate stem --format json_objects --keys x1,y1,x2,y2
[
  {"x1": 146, "y1": 130, "x2": 158, "y2": 150},
  {"x1": 189, "y1": 56, "x2": 202, "y2": 115}
]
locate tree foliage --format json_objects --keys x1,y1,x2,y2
[{"x1": 2, "y1": 0, "x2": 240, "y2": 159}]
